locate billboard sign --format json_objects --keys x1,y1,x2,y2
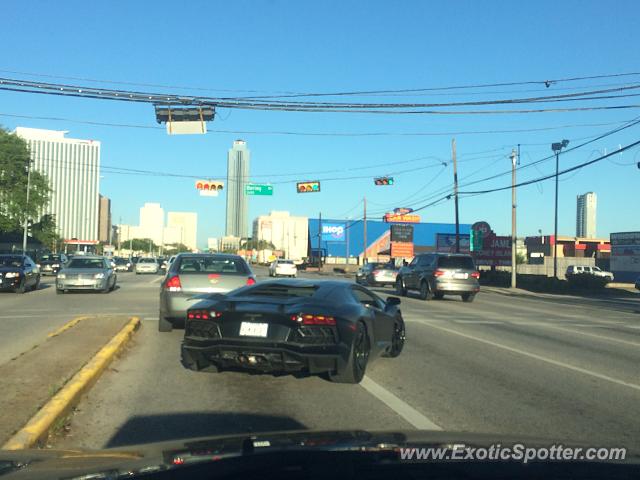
[
  {"x1": 610, "y1": 231, "x2": 640, "y2": 281},
  {"x1": 470, "y1": 221, "x2": 512, "y2": 266},
  {"x1": 390, "y1": 224, "x2": 414, "y2": 243},
  {"x1": 436, "y1": 233, "x2": 470, "y2": 253},
  {"x1": 391, "y1": 242, "x2": 414, "y2": 258},
  {"x1": 321, "y1": 223, "x2": 346, "y2": 242},
  {"x1": 383, "y1": 212, "x2": 420, "y2": 223}
]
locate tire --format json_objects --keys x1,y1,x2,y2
[
  {"x1": 158, "y1": 316, "x2": 173, "y2": 332},
  {"x1": 395, "y1": 278, "x2": 407, "y2": 297},
  {"x1": 383, "y1": 316, "x2": 405, "y2": 358},
  {"x1": 56, "y1": 288, "x2": 64, "y2": 295},
  {"x1": 32, "y1": 277, "x2": 40, "y2": 291},
  {"x1": 433, "y1": 292, "x2": 444, "y2": 300},
  {"x1": 329, "y1": 321, "x2": 370, "y2": 384},
  {"x1": 461, "y1": 293, "x2": 476, "y2": 303},
  {"x1": 181, "y1": 346, "x2": 218, "y2": 373},
  {"x1": 419, "y1": 281, "x2": 433, "y2": 301},
  {"x1": 14, "y1": 280, "x2": 26, "y2": 294}
]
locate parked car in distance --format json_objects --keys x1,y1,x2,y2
[
  {"x1": 113, "y1": 257, "x2": 131, "y2": 272},
  {"x1": 56, "y1": 256, "x2": 116, "y2": 294},
  {"x1": 135, "y1": 257, "x2": 159, "y2": 274},
  {"x1": 181, "y1": 279, "x2": 405, "y2": 384},
  {"x1": 0, "y1": 254, "x2": 41, "y2": 293},
  {"x1": 566, "y1": 265, "x2": 614, "y2": 282},
  {"x1": 269, "y1": 259, "x2": 298, "y2": 278},
  {"x1": 159, "y1": 253, "x2": 256, "y2": 332},
  {"x1": 355, "y1": 262, "x2": 398, "y2": 287},
  {"x1": 36, "y1": 253, "x2": 68, "y2": 276},
  {"x1": 395, "y1": 253, "x2": 480, "y2": 302}
]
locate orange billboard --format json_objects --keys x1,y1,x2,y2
[
  {"x1": 390, "y1": 242, "x2": 414, "y2": 258},
  {"x1": 384, "y1": 213, "x2": 421, "y2": 223}
]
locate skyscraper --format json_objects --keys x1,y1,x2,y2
[
  {"x1": 167, "y1": 212, "x2": 198, "y2": 251},
  {"x1": 576, "y1": 192, "x2": 597, "y2": 238},
  {"x1": 15, "y1": 127, "x2": 100, "y2": 241},
  {"x1": 139, "y1": 202, "x2": 165, "y2": 245},
  {"x1": 225, "y1": 140, "x2": 250, "y2": 237}
]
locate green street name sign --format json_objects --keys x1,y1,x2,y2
[{"x1": 245, "y1": 184, "x2": 273, "y2": 196}]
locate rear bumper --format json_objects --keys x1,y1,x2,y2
[
  {"x1": 433, "y1": 279, "x2": 480, "y2": 294},
  {"x1": 368, "y1": 275, "x2": 397, "y2": 286},
  {"x1": 182, "y1": 338, "x2": 348, "y2": 374}
]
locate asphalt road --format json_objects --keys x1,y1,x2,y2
[{"x1": 3, "y1": 268, "x2": 640, "y2": 450}]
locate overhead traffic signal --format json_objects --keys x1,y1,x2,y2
[
  {"x1": 296, "y1": 181, "x2": 321, "y2": 193},
  {"x1": 374, "y1": 177, "x2": 394, "y2": 186}
]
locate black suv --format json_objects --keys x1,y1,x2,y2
[{"x1": 395, "y1": 253, "x2": 480, "y2": 302}]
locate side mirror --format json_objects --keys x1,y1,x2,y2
[{"x1": 386, "y1": 296, "x2": 401, "y2": 307}]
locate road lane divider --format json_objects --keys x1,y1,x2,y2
[
  {"x1": 360, "y1": 376, "x2": 442, "y2": 431},
  {"x1": 414, "y1": 320, "x2": 640, "y2": 393},
  {"x1": 47, "y1": 315, "x2": 90, "y2": 338},
  {"x1": 149, "y1": 276, "x2": 163, "y2": 284},
  {"x1": 2, "y1": 316, "x2": 141, "y2": 450}
]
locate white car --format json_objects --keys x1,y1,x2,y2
[
  {"x1": 566, "y1": 265, "x2": 614, "y2": 282},
  {"x1": 135, "y1": 257, "x2": 159, "y2": 274},
  {"x1": 269, "y1": 259, "x2": 297, "y2": 278}
]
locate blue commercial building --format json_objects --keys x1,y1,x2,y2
[{"x1": 308, "y1": 218, "x2": 471, "y2": 258}]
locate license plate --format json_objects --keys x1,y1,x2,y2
[
  {"x1": 454, "y1": 273, "x2": 468, "y2": 279},
  {"x1": 239, "y1": 322, "x2": 268, "y2": 337}
]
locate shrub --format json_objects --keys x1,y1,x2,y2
[{"x1": 566, "y1": 274, "x2": 608, "y2": 290}]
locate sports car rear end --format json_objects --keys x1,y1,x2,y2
[{"x1": 181, "y1": 282, "x2": 354, "y2": 375}]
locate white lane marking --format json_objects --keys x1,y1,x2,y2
[
  {"x1": 524, "y1": 323, "x2": 640, "y2": 347},
  {"x1": 142, "y1": 317, "x2": 158, "y2": 321},
  {"x1": 417, "y1": 321, "x2": 640, "y2": 392},
  {"x1": 148, "y1": 276, "x2": 163, "y2": 284},
  {"x1": 360, "y1": 376, "x2": 442, "y2": 431}
]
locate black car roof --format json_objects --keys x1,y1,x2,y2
[{"x1": 176, "y1": 253, "x2": 243, "y2": 260}]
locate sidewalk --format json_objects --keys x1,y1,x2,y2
[{"x1": 0, "y1": 315, "x2": 131, "y2": 445}]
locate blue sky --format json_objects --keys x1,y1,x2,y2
[{"x1": 2, "y1": 0, "x2": 639, "y2": 247}]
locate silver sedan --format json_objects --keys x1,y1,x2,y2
[{"x1": 56, "y1": 256, "x2": 117, "y2": 294}]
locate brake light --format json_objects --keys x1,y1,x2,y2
[
  {"x1": 433, "y1": 269, "x2": 446, "y2": 277},
  {"x1": 186, "y1": 309, "x2": 222, "y2": 320},
  {"x1": 290, "y1": 313, "x2": 336, "y2": 326},
  {"x1": 471, "y1": 271, "x2": 480, "y2": 279},
  {"x1": 246, "y1": 277, "x2": 256, "y2": 286},
  {"x1": 165, "y1": 275, "x2": 182, "y2": 292},
  {"x1": 372, "y1": 270, "x2": 380, "y2": 276}
]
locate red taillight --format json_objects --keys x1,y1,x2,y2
[
  {"x1": 186, "y1": 309, "x2": 222, "y2": 320},
  {"x1": 165, "y1": 275, "x2": 182, "y2": 292},
  {"x1": 246, "y1": 277, "x2": 256, "y2": 286},
  {"x1": 433, "y1": 269, "x2": 446, "y2": 277},
  {"x1": 372, "y1": 270, "x2": 380, "y2": 276},
  {"x1": 471, "y1": 271, "x2": 480, "y2": 279},
  {"x1": 291, "y1": 313, "x2": 336, "y2": 326}
]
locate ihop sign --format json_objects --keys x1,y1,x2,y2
[{"x1": 321, "y1": 223, "x2": 346, "y2": 242}]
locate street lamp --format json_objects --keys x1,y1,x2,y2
[{"x1": 551, "y1": 139, "x2": 569, "y2": 279}]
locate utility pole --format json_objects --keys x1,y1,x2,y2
[
  {"x1": 551, "y1": 140, "x2": 569, "y2": 279},
  {"x1": 510, "y1": 148, "x2": 518, "y2": 288},
  {"x1": 363, "y1": 196, "x2": 367, "y2": 264},
  {"x1": 117, "y1": 217, "x2": 122, "y2": 254},
  {"x1": 317, "y1": 212, "x2": 322, "y2": 269},
  {"x1": 452, "y1": 138, "x2": 460, "y2": 253},
  {"x1": 22, "y1": 159, "x2": 32, "y2": 254}
]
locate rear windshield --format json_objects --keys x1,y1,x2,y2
[
  {"x1": 138, "y1": 258, "x2": 156, "y2": 263},
  {"x1": 0, "y1": 256, "x2": 23, "y2": 267},
  {"x1": 178, "y1": 257, "x2": 248, "y2": 274},
  {"x1": 115, "y1": 258, "x2": 128, "y2": 264},
  {"x1": 68, "y1": 258, "x2": 105, "y2": 269},
  {"x1": 243, "y1": 284, "x2": 318, "y2": 298},
  {"x1": 437, "y1": 256, "x2": 475, "y2": 270},
  {"x1": 278, "y1": 260, "x2": 294, "y2": 264}
]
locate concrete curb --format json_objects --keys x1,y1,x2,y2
[{"x1": 2, "y1": 316, "x2": 141, "y2": 450}]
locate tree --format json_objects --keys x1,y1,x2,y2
[
  {"x1": 163, "y1": 243, "x2": 190, "y2": 255},
  {"x1": 129, "y1": 238, "x2": 158, "y2": 253},
  {"x1": 516, "y1": 253, "x2": 527, "y2": 265},
  {"x1": 241, "y1": 239, "x2": 275, "y2": 250},
  {"x1": 31, "y1": 214, "x2": 61, "y2": 250},
  {"x1": 0, "y1": 128, "x2": 52, "y2": 233}
]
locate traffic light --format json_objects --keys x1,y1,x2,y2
[
  {"x1": 296, "y1": 181, "x2": 321, "y2": 193},
  {"x1": 374, "y1": 177, "x2": 394, "y2": 186}
]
